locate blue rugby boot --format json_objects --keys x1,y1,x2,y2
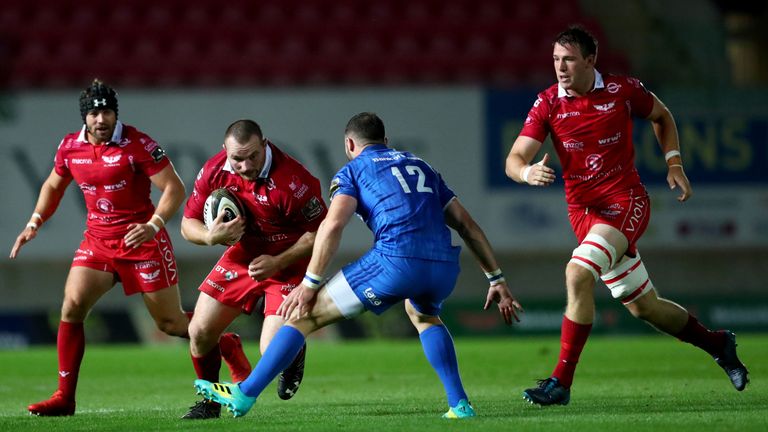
[
  {"x1": 194, "y1": 379, "x2": 256, "y2": 418},
  {"x1": 522, "y1": 377, "x2": 570, "y2": 406},
  {"x1": 713, "y1": 331, "x2": 749, "y2": 391},
  {"x1": 442, "y1": 399, "x2": 476, "y2": 419}
]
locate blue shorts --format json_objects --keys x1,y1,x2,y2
[{"x1": 325, "y1": 249, "x2": 460, "y2": 317}]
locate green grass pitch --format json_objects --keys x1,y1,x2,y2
[{"x1": 0, "y1": 335, "x2": 765, "y2": 431}]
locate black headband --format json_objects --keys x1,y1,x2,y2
[{"x1": 79, "y1": 82, "x2": 119, "y2": 122}]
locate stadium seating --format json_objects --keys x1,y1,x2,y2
[{"x1": 0, "y1": 0, "x2": 627, "y2": 88}]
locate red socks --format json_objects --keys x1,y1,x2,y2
[
  {"x1": 191, "y1": 346, "x2": 222, "y2": 381},
  {"x1": 57, "y1": 321, "x2": 85, "y2": 400},
  {"x1": 674, "y1": 314, "x2": 726, "y2": 357},
  {"x1": 552, "y1": 316, "x2": 593, "y2": 388}
]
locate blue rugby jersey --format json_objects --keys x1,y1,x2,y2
[{"x1": 330, "y1": 144, "x2": 459, "y2": 261}]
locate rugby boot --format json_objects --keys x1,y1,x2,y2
[
  {"x1": 522, "y1": 377, "x2": 571, "y2": 406},
  {"x1": 195, "y1": 379, "x2": 256, "y2": 418},
  {"x1": 180, "y1": 399, "x2": 221, "y2": 419},
  {"x1": 28, "y1": 390, "x2": 75, "y2": 416},
  {"x1": 442, "y1": 398, "x2": 476, "y2": 419},
  {"x1": 277, "y1": 342, "x2": 306, "y2": 400},
  {"x1": 713, "y1": 331, "x2": 749, "y2": 391},
  {"x1": 219, "y1": 332, "x2": 252, "y2": 383}
]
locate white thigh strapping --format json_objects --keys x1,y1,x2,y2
[
  {"x1": 324, "y1": 270, "x2": 365, "y2": 319},
  {"x1": 569, "y1": 233, "x2": 617, "y2": 280},
  {"x1": 600, "y1": 253, "x2": 654, "y2": 304}
]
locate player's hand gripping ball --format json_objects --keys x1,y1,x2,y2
[{"x1": 203, "y1": 188, "x2": 245, "y2": 229}]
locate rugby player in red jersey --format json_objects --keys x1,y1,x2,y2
[
  {"x1": 180, "y1": 119, "x2": 327, "y2": 418},
  {"x1": 10, "y1": 80, "x2": 248, "y2": 416},
  {"x1": 505, "y1": 26, "x2": 748, "y2": 405}
]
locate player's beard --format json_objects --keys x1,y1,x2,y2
[{"x1": 89, "y1": 124, "x2": 114, "y2": 143}]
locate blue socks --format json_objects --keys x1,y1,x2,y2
[
  {"x1": 238, "y1": 326, "x2": 306, "y2": 397},
  {"x1": 419, "y1": 325, "x2": 467, "y2": 406}
]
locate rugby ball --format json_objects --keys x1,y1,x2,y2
[{"x1": 203, "y1": 188, "x2": 244, "y2": 229}]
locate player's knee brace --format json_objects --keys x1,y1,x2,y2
[
  {"x1": 569, "y1": 233, "x2": 617, "y2": 280},
  {"x1": 600, "y1": 252, "x2": 654, "y2": 304}
]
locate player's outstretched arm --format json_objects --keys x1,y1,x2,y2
[
  {"x1": 10, "y1": 169, "x2": 71, "y2": 259},
  {"x1": 443, "y1": 198, "x2": 523, "y2": 323}
]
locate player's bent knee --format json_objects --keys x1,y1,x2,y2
[
  {"x1": 569, "y1": 233, "x2": 617, "y2": 281},
  {"x1": 600, "y1": 253, "x2": 654, "y2": 305}
]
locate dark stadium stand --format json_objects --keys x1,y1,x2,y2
[{"x1": 0, "y1": 0, "x2": 627, "y2": 88}]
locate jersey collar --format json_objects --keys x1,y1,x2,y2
[
  {"x1": 76, "y1": 121, "x2": 124, "y2": 144},
  {"x1": 557, "y1": 69, "x2": 604, "y2": 98},
  {"x1": 222, "y1": 139, "x2": 273, "y2": 180}
]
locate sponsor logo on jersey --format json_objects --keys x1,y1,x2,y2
[
  {"x1": 158, "y1": 234, "x2": 177, "y2": 281},
  {"x1": 301, "y1": 196, "x2": 324, "y2": 221},
  {"x1": 71, "y1": 158, "x2": 93, "y2": 165},
  {"x1": 525, "y1": 115, "x2": 533, "y2": 124},
  {"x1": 214, "y1": 264, "x2": 238, "y2": 281},
  {"x1": 556, "y1": 111, "x2": 581, "y2": 119},
  {"x1": 258, "y1": 233, "x2": 289, "y2": 242},
  {"x1": 102, "y1": 154, "x2": 122, "y2": 165},
  {"x1": 206, "y1": 279, "x2": 225, "y2": 292},
  {"x1": 606, "y1": 82, "x2": 621, "y2": 93},
  {"x1": 255, "y1": 194, "x2": 269, "y2": 204},
  {"x1": 79, "y1": 183, "x2": 97, "y2": 195},
  {"x1": 140, "y1": 270, "x2": 160, "y2": 281},
  {"x1": 585, "y1": 154, "x2": 604, "y2": 171},
  {"x1": 289, "y1": 175, "x2": 309, "y2": 198},
  {"x1": 196, "y1": 167, "x2": 204, "y2": 181},
  {"x1": 562, "y1": 139, "x2": 584, "y2": 152},
  {"x1": 280, "y1": 283, "x2": 297, "y2": 292},
  {"x1": 104, "y1": 179, "x2": 127, "y2": 192},
  {"x1": 59, "y1": 371, "x2": 71, "y2": 377},
  {"x1": 266, "y1": 178, "x2": 276, "y2": 190},
  {"x1": 598, "y1": 132, "x2": 622, "y2": 146},
  {"x1": 593, "y1": 101, "x2": 616, "y2": 112},
  {"x1": 363, "y1": 287, "x2": 382, "y2": 306},
  {"x1": 96, "y1": 198, "x2": 114, "y2": 213},
  {"x1": 533, "y1": 97, "x2": 542, "y2": 107},
  {"x1": 625, "y1": 198, "x2": 647, "y2": 233},
  {"x1": 135, "y1": 260, "x2": 160, "y2": 269}
]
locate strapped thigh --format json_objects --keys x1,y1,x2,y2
[
  {"x1": 600, "y1": 252, "x2": 654, "y2": 304},
  {"x1": 569, "y1": 233, "x2": 617, "y2": 280}
]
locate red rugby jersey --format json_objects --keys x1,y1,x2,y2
[
  {"x1": 184, "y1": 141, "x2": 327, "y2": 258},
  {"x1": 54, "y1": 122, "x2": 170, "y2": 239},
  {"x1": 519, "y1": 71, "x2": 655, "y2": 206}
]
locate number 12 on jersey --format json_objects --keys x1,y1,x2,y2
[{"x1": 391, "y1": 165, "x2": 433, "y2": 194}]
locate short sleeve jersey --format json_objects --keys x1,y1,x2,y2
[
  {"x1": 184, "y1": 141, "x2": 327, "y2": 259},
  {"x1": 330, "y1": 144, "x2": 459, "y2": 261},
  {"x1": 519, "y1": 72, "x2": 655, "y2": 207},
  {"x1": 54, "y1": 122, "x2": 170, "y2": 239}
]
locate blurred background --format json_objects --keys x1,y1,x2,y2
[{"x1": 0, "y1": 0, "x2": 766, "y2": 347}]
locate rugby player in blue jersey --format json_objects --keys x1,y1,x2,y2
[{"x1": 194, "y1": 112, "x2": 523, "y2": 419}]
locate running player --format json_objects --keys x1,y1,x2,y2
[
  {"x1": 193, "y1": 112, "x2": 523, "y2": 419},
  {"x1": 504, "y1": 26, "x2": 748, "y2": 406},
  {"x1": 10, "y1": 79, "x2": 248, "y2": 416},
  {"x1": 180, "y1": 119, "x2": 327, "y2": 418}
]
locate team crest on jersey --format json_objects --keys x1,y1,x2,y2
[
  {"x1": 140, "y1": 270, "x2": 160, "y2": 281},
  {"x1": 593, "y1": 101, "x2": 615, "y2": 112},
  {"x1": 102, "y1": 154, "x2": 122, "y2": 165}
]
